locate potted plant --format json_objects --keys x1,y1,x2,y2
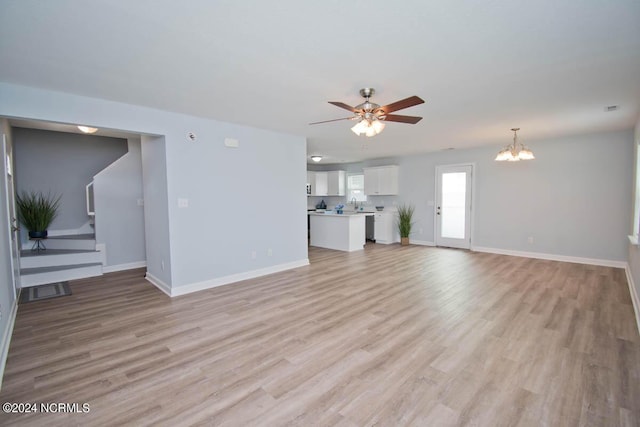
[
  {"x1": 397, "y1": 203, "x2": 415, "y2": 246},
  {"x1": 16, "y1": 191, "x2": 61, "y2": 239}
]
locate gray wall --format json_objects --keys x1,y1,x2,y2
[
  {"x1": 141, "y1": 135, "x2": 172, "y2": 286},
  {"x1": 12, "y1": 128, "x2": 128, "y2": 234},
  {"x1": 397, "y1": 130, "x2": 633, "y2": 261},
  {"x1": 0, "y1": 83, "x2": 308, "y2": 294},
  {"x1": 319, "y1": 129, "x2": 633, "y2": 262},
  {"x1": 0, "y1": 118, "x2": 17, "y2": 384},
  {"x1": 94, "y1": 138, "x2": 146, "y2": 268},
  {"x1": 165, "y1": 123, "x2": 307, "y2": 288}
]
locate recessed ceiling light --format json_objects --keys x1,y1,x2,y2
[
  {"x1": 311, "y1": 155, "x2": 322, "y2": 162},
  {"x1": 604, "y1": 105, "x2": 619, "y2": 112},
  {"x1": 78, "y1": 125, "x2": 98, "y2": 134}
]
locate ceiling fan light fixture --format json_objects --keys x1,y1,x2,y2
[
  {"x1": 371, "y1": 119, "x2": 385, "y2": 134},
  {"x1": 351, "y1": 120, "x2": 368, "y2": 136},
  {"x1": 312, "y1": 88, "x2": 424, "y2": 136},
  {"x1": 351, "y1": 118, "x2": 385, "y2": 137},
  {"x1": 364, "y1": 125, "x2": 377, "y2": 137},
  {"x1": 310, "y1": 155, "x2": 322, "y2": 162},
  {"x1": 78, "y1": 125, "x2": 98, "y2": 134}
]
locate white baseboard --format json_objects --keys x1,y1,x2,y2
[
  {"x1": 145, "y1": 272, "x2": 171, "y2": 297},
  {"x1": 471, "y1": 246, "x2": 627, "y2": 269},
  {"x1": 171, "y1": 259, "x2": 310, "y2": 297},
  {"x1": 410, "y1": 239, "x2": 435, "y2": 247},
  {"x1": 103, "y1": 261, "x2": 146, "y2": 274},
  {"x1": 0, "y1": 297, "x2": 19, "y2": 390},
  {"x1": 624, "y1": 264, "x2": 640, "y2": 336}
]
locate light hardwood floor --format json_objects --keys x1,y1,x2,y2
[{"x1": 1, "y1": 244, "x2": 639, "y2": 426}]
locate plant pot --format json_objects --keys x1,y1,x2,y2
[
  {"x1": 28, "y1": 230, "x2": 48, "y2": 239},
  {"x1": 401, "y1": 237, "x2": 409, "y2": 246}
]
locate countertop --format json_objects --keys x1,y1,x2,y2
[{"x1": 308, "y1": 211, "x2": 374, "y2": 217}]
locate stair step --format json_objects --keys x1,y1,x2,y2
[
  {"x1": 41, "y1": 234, "x2": 96, "y2": 250},
  {"x1": 20, "y1": 249, "x2": 103, "y2": 269},
  {"x1": 48, "y1": 233, "x2": 95, "y2": 240},
  {"x1": 20, "y1": 263, "x2": 103, "y2": 288}
]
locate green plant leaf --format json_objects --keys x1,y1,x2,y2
[
  {"x1": 397, "y1": 203, "x2": 416, "y2": 238},
  {"x1": 16, "y1": 190, "x2": 61, "y2": 232}
]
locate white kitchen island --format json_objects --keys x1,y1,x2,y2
[{"x1": 309, "y1": 212, "x2": 373, "y2": 252}]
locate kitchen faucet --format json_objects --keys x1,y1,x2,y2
[{"x1": 351, "y1": 197, "x2": 357, "y2": 206}]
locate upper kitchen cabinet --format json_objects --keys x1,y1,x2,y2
[
  {"x1": 364, "y1": 165, "x2": 398, "y2": 195},
  {"x1": 307, "y1": 170, "x2": 345, "y2": 196},
  {"x1": 308, "y1": 171, "x2": 328, "y2": 196},
  {"x1": 327, "y1": 170, "x2": 345, "y2": 196}
]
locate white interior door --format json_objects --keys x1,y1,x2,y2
[
  {"x1": 3, "y1": 135, "x2": 20, "y2": 295},
  {"x1": 435, "y1": 164, "x2": 473, "y2": 249}
]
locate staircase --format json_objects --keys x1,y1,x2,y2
[
  {"x1": 19, "y1": 181, "x2": 104, "y2": 288},
  {"x1": 20, "y1": 234, "x2": 103, "y2": 287}
]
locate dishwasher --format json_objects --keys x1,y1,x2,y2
[{"x1": 365, "y1": 214, "x2": 375, "y2": 242}]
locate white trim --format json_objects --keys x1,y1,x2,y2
[
  {"x1": 624, "y1": 264, "x2": 640, "y2": 336},
  {"x1": 3, "y1": 136, "x2": 18, "y2": 299},
  {"x1": 103, "y1": 261, "x2": 146, "y2": 274},
  {"x1": 145, "y1": 272, "x2": 171, "y2": 297},
  {"x1": 410, "y1": 239, "x2": 436, "y2": 247},
  {"x1": 171, "y1": 259, "x2": 310, "y2": 297},
  {"x1": 628, "y1": 235, "x2": 639, "y2": 246},
  {"x1": 434, "y1": 162, "x2": 476, "y2": 250},
  {"x1": 47, "y1": 226, "x2": 92, "y2": 237},
  {"x1": 95, "y1": 243, "x2": 107, "y2": 265},
  {"x1": 472, "y1": 246, "x2": 627, "y2": 268},
  {"x1": 0, "y1": 297, "x2": 19, "y2": 390}
]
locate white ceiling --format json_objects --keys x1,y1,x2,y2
[{"x1": 1, "y1": 0, "x2": 639, "y2": 164}]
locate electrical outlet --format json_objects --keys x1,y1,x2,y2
[
  {"x1": 178, "y1": 198, "x2": 189, "y2": 208},
  {"x1": 419, "y1": 228, "x2": 423, "y2": 235},
  {"x1": 137, "y1": 198, "x2": 144, "y2": 206},
  {"x1": 267, "y1": 248, "x2": 273, "y2": 257},
  {"x1": 251, "y1": 251, "x2": 257, "y2": 260},
  {"x1": 528, "y1": 236, "x2": 534, "y2": 244},
  {"x1": 161, "y1": 260, "x2": 165, "y2": 271}
]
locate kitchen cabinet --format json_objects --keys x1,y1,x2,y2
[
  {"x1": 374, "y1": 212, "x2": 395, "y2": 244},
  {"x1": 364, "y1": 165, "x2": 398, "y2": 195},
  {"x1": 327, "y1": 170, "x2": 345, "y2": 196},
  {"x1": 307, "y1": 170, "x2": 345, "y2": 196},
  {"x1": 309, "y1": 212, "x2": 368, "y2": 252},
  {"x1": 307, "y1": 171, "x2": 328, "y2": 196},
  {"x1": 306, "y1": 171, "x2": 314, "y2": 195}
]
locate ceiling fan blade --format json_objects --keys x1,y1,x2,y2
[
  {"x1": 309, "y1": 116, "x2": 355, "y2": 125},
  {"x1": 378, "y1": 96, "x2": 425, "y2": 114},
  {"x1": 383, "y1": 114, "x2": 423, "y2": 124},
  {"x1": 328, "y1": 101, "x2": 358, "y2": 112}
]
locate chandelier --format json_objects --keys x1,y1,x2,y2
[{"x1": 495, "y1": 128, "x2": 535, "y2": 161}]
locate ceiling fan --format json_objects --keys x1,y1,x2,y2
[{"x1": 310, "y1": 88, "x2": 424, "y2": 136}]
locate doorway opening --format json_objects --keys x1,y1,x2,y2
[{"x1": 435, "y1": 164, "x2": 474, "y2": 249}]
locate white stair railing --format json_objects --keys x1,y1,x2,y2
[{"x1": 86, "y1": 181, "x2": 95, "y2": 216}]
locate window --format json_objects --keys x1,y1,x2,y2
[{"x1": 347, "y1": 174, "x2": 367, "y2": 202}]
